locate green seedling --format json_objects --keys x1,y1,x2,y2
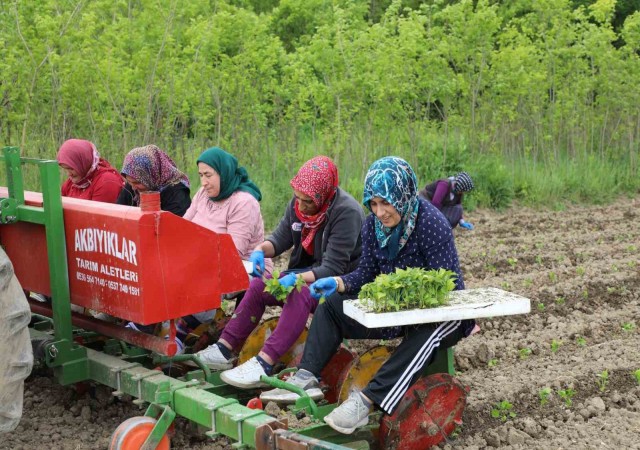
[
  {"x1": 628, "y1": 261, "x2": 637, "y2": 268},
  {"x1": 582, "y1": 289, "x2": 589, "y2": 299},
  {"x1": 501, "y1": 282, "x2": 511, "y2": 290},
  {"x1": 535, "y1": 255, "x2": 543, "y2": 265},
  {"x1": 607, "y1": 286, "x2": 617, "y2": 293},
  {"x1": 576, "y1": 335, "x2": 587, "y2": 346},
  {"x1": 611, "y1": 264, "x2": 619, "y2": 272},
  {"x1": 263, "y1": 270, "x2": 306, "y2": 303},
  {"x1": 558, "y1": 388, "x2": 576, "y2": 407},
  {"x1": 551, "y1": 339, "x2": 562, "y2": 353},
  {"x1": 523, "y1": 278, "x2": 533, "y2": 288},
  {"x1": 596, "y1": 370, "x2": 609, "y2": 392},
  {"x1": 539, "y1": 387, "x2": 552, "y2": 406},
  {"x1": 622, "y1": 322, "x2": 635, "y2": 332},
  {"x1": 486, "y1": 264, "x2": 497, "y2": 273},
  {"x1": 626, "y1": 244, "x2": 637, "y2": 253},
  {"x1": 488, "y1": 358, "x2": 499, "y2": 368},
  {"x1": 555, "y1": 296, "x2": 566, "y2": 305},
  {"x1": 358, "y1": 267, "x2": 456, "y2": 313},
  {"x1": 507, "y1": 257, "x2": 518, "y2": 268},
  {"x1": 633, "y1": 369, "x2": 640, "y2": 385},
  {"x1": 548, "y1": 271, "x2": 557, "y2": 283},
  {"x1": 491, "y1": 400, "x2": 516, "y2": 422},
  {"x1": 576, "y1": 266, "x2": 585, "y2": 276},
  {"x1": 535, "y1": 242, "x2": 544, "y2": 250},
  {"x1": 537, "y1": 302, "x2": 545, "y2": 311},
  {"x1": 519, "y1": 348, "x2": 532, "y2": 359}
]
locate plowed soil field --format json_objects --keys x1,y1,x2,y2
[{"x1": 3, "y1": 198, "x2": 639, "y2": 449}]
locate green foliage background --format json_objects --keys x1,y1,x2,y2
[{"x1": 1, "y1": 0, "x2": 639, "y2": 227}]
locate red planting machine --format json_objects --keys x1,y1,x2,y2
[{"x1": 0, "y1": 147, "x2": 474, "y2": 450}]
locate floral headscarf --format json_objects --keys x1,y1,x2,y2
[
  {"x1": 290, "y1": 156, "x2": 339, "y2": 254},
  {"x1": 363, "y1": 156, "x2": 419, "y2": 260},
  {"x1": 121, "y1": 145, "x2": 190, "y2": 201}
]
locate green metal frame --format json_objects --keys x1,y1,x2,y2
[{"x1": 1, "y1": 146, "x2": 87, "y2": 384}]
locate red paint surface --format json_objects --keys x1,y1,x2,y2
[
  {"x1": 379, "y1": 373, "x2": 467, "y2": 450},
  {"x1": 1, "y1": 188, "x2": 248, "y2": 324}
]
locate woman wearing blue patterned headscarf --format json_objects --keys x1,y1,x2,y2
[{"x1": 260, "y1": 156, "x2": 478, "y2": 436}]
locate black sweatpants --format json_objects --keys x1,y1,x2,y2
[{"x1": 299, "y1": 293, "x2": 470, "y2": 415}]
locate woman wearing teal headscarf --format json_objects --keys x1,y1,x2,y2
[{"x1": 179, "y1": 147, "x2": 272, "y2": 330}]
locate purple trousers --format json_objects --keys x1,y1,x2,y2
[{"x1": 220, "y1": 275, "x2": 318, "y2": 362}]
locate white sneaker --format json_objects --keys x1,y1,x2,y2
[
  {"x1": 194, "y1": 344, "x2": 233, "y2": 370},
  {"x1": 220, "y1": 357, "x2": 268, "y2": 389},
  {"x1": 323, "y1": 391, "x2": 371, "y2": 434},
  {"x1": 125, "y1": 322, "x2": 141, "y2": 332},
  {"x1": 259, "y1": 369, "x2": 324, "y2": 403}
]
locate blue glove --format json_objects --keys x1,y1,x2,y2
[
  {"x1": 278, "y1": 273, "x2": 298, "y2": 289},
  {"x1": 459, "y1": 220, "x2": 474, "y2": 230},
  {"x1": 309, "y1": 277, "x2": 337, "y2": 300},
  {"x1": 249, "y1": 250, "x2": 265, "y2": 277}
]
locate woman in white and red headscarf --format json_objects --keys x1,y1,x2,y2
[
  {"x1": 56, "y1": 139, "x2": 124, "y2": 203},
  {"x1": 194, "y1": 156, "x2": 365, "y2": 389}
]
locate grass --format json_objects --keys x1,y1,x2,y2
[{"x1": 3, "y1": 127, "x2": 638, "y2": 231}]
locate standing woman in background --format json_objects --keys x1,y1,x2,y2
[
  {"x1": 117, "y1": 145, "x2": 191, "y2": 216},
  {"x1": 56, "y1": 139, "x2": 124, "y2": 202},
  {"x1": 419, "y1": 171, "x2": 475, "y2": 230}
]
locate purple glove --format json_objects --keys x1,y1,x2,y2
[
  {"x1": 309, "y1": 277, "x2": 337, "y2": 300},
  {"x1": 278, "y1": 273, "x2": 298, "y2": 288}
]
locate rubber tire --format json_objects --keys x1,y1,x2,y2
[
  {"x1": 0, "y1": 247, "x2": 34, "y2": 432},
  {"x1": 109, "y1": 416, "x2": 170, "y2": 450}
]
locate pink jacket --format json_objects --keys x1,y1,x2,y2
[{"x1": 184, "y1": 188, "x2": 273, "y2": 273}]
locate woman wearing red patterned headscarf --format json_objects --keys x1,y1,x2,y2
[
  {"x1": 194, "y1": 156, "x2": 365, "y2": 389},
  {"x1": 56, "y1": 139, "x2": 124, "y2": 203}
]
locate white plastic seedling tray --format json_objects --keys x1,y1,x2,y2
[{"x1": 343, "y1": 287, "x2": 531, "y2": 328}]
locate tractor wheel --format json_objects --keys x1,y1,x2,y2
[
  {"x1": 109, "y1": 416, "x2": 170, "y2": 450},
  {"x1": 0, "y1": 247, "x2": 34, "y2": 432}
]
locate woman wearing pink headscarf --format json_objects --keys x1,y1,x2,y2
[{"x1": 56, "y1": 139, "x2": 124, "y2": 203}]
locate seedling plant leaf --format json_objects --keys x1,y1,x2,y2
[{"x1": 358, "y1": 268, "x2": 457, "y2": 313}]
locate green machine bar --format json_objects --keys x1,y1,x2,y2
[{"x1": 1, "y1": 147, "x2": 87, "y2": 384}]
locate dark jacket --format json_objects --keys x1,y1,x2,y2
[
  {"x1": 419, "y1": 179, "x2": 463, "y2": 208},
  {"x1": 267, "y1": 188, "x2": 365, "y2": 280},
  {"x1": 116, "y1": 182, "x2": 191, "y2": 217}
]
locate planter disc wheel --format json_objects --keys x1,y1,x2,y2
[
  {"x1": 337, "y1": 345, "x2": 393, "y2": 403},
  {"x1": 109, "y1": 416, "x2": 170, "y2": 450},
  {"x1": 379, "y1": 373, "x2": 467, "y2": 450},
  {"x1": 238, "y1": 317, "x2": 307, "y2": 365}
]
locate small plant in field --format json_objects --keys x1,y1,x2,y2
[
  {"x1": 450, "y1": 424, "x2": 463, "y2": 439},
  {"x1": 535, "y1": 242, "x2": 544, "y2": 249},
  {"x1": 628, "y1": 261, "x2": 637, "y2": 268},
  {"x1": 576, "y1": 335, "x2": 587, "y2": 346},
  {"x1": 537, "y1": 302, "x2": 545, "y2": 311},
  {"x1": 488, "y1": 358, "x2": 499, "y2": 368},
  {"x1": 611, "y1": 264, "x2": 619, "y2": 272},
  {"x1": 539, "y1": 387, "x2": 552, "y2": 406},
  {"x1": 622, "y1": 322, "x2": 635, "y2": 332},
  {"x1": 548, "y1": 271, "x2": 557, "y2": 283},
  {"x1": 491, "y1": 401, "x2": 516, "y2": 422},
  {"x1": 535, "y1": 255, "x2": 543, "y2": 265},
  {"x1": 555, "y1": 296, "x2": 566, "y2": 305},
  {"x1": 626, "y1": 244, "x2": 637, "y2": 253},
  {"x1": 551, "y1": 339, "x2": 562, "y2": 353},
  {"x1": 263, "y1": 270, "x2": 305, "y2": 303},
  {"x1": 607, "y1": 286, "x2": 617, "y2": 294},
  {"x1": 596, "y1": 370, "x2": 609, "y2": 392},
  {"x1": 501, "y1": 281, "x2": 511, "y2": 290},
  {"x1": 576, "y1": 266, "x2": 585, "y2": 276},
  {"x1": 358, "y1": 268, "x2": 456, "y2": 313},
  {"x1": 523, "y1": 278, "x2": 533, "y2": 288},
  {"x1": 558, "y1": 388, "x2": 576, "y2": 407},
  {"x1": 519, "y1": 348, "x2": 532, "y2": 359},
  {"x1": 582, "y1": 289, "x2": 589, "y2": 299},
  {"x1": 633, "y1": 369, "x2": 640, "y2": 385},
  {"x1": 507, "y1": 257, "x2": 518, "y2": 268},
  {"x1": 485, "y1": 264, "x2": 497, "y2": 273}
]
